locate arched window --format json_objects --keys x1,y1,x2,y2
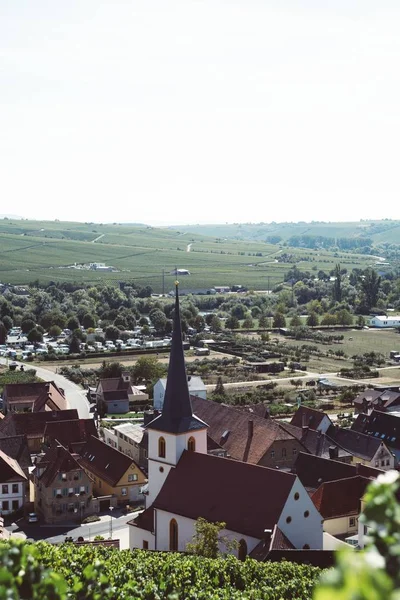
[
  {"x1": 158, "y1": 437, "x2": 166, "y2": 458},
  {"x1": 188, "y1": 436, "x2": 196, "y2": 452},
  {"x1": 238, "y1": 538, "x2": 247, "y2": 561},
  {"x1": 169, "y1": 518, "x2": 178, "y2": 552}
]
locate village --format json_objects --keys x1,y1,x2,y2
[{"x1": 0, "y1": 282, "x2": 399, "y2": 569}]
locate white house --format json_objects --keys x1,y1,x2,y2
[
  {"x1": 129, "y1": 284, "x2": 323, "y2": 558},
  {"x1": 0, "y1": 449, "x2": 27, "y2": 515},
  {"x1": 370, "y1": 315, "x2": 400, "y2": 328},
  {"x1": 153, "y1": 376, "x2": 206, "y2": 410}
]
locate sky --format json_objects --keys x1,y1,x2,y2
[{"x1": 1, "y1": 1, "x2": 400, "y2": 226}]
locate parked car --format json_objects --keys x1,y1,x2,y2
[{"x1": 27, "y1": 512, "x2": 39, "y2": 523}]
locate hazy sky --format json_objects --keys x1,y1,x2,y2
[{"x1": 1, "y1": 1, "x2": 400, "y2": 226}]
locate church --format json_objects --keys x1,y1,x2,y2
[{"x1": 128, "y1": 284, "x2": 323, "y2": 558}]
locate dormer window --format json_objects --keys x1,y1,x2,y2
[
  {"x1": 188, "y1": 437, "x2": 196, "y2": 452},
  {"x1": 158, "y1": 437, "x2": 166, "y2": 458}
]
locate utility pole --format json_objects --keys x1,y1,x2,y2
[{"x1": 162, "y1": 269, "x2": 165, "y2": 296}]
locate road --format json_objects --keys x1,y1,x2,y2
[
  {"x1": 6, "y1": 510, "x2": 137, "y2": 547},
  {"x1": 0, "y1": 358, "x2": 91, "y2": 419}
]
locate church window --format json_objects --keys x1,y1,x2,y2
[
  {"x1": 169, "y1": 518, "x2": 178, "y2": 552},
  {"x1": 238, "y1": 538, "x2": 247, "y2": 561},
  {"x1": 188, "y1": 437, "x2": 196, "y2": 452},
  {"x1": 158, "y1": 437, "x2": 166, "y2": 458}
]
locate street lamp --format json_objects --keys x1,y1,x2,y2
[{"x1": 109, "y1": 505, "x2": 114, "y2": 539}]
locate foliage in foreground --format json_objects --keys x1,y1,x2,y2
[
  {"x1": 315, "y1": 470, "x2": 400, "y2": 600},
  {"x1": 0, "y1": 541, "x2": 322, "y2": 600}
]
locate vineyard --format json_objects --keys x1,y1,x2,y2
[{"x1": 0, "y1": 540, "x2": 323, "y2": 600}]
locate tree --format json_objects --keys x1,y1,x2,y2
[
  {"x1": 186, "y1": 517, "x2": 238, "y2": 558},
  {"x1": 27, "y1": 328, "x2": 43, "y2": 344},
  {"x1": 214, "y1": 376, "x2": 226, "y2": 396},
  {"x1": 336, "y1": 309, "x2": 353, "y2": 326},
  {"x1": 98, "y1": 361, "x2": 124, "y2": 379},
  {"x1": 0, "y1": 323, "x2": 6, "y2": 345},
  {"x1": 258, "y1": 315, "x2": 269, "y2": 328},
  {"x1": 332, "y1": 263, "x2": 342, "y2": 303},
  {"x1": 210, "y1": 315, "x2": 222, "y2": 332},
  {"x1": 66, "y1": 316, "x2": 80, "y2": 331},
  {"x1": 307, "y1": 312, "x2": 319, "y2": 328},
  {"x1": 357, "y1": 315, "x2": 366, "y2": 328},
  {"x1": 321, "y1": 313, "x2": 338, "y2": 326},
  {"x1": 49, "y1": 325, "x2": 62, "y2": 337},
  {"x1": 242, "y1": 317, "x2": 254, "y2": 329},
  {"x1": 225, "y1": 316, "x2": 239, "y2": 329},
  {"x1": 290, "y1": 315, "x2": 302, "y2": 328},
  {"x1": 2, "y1": 315, "x2": 13, "y2": 331},
  {"x1": 21, "y1": 319, "x2": 36, "y2": 334},
  {"x1": 149, "y1": 309, "x2": 168, "y2": 333},
  {"x1": 105, "y1": 325, "x2": 120, "y2": 341},
  {"x1": 82, "y1": 313, "x2": 96, "y2": 329},
  {"x1": 361, "y1": 268, "x2": 381, "y2": 311},
  {"x1": 272, "y1": 312, "x2": 286, "y2": 328},
  {"x1": 69, "y1": 336, "x2": 81, "y2": 354},
  {"x1": 132, "y1": 356, "x2": 166, "y2": 384}
]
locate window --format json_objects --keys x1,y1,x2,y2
[
  {"x1": 169, "y1": 519, "x2": 178, "y2": 552},
  {"x1": 188, "y1": 437, "x2": 196, "y2": 452},
  {"x1": 158, "y1": 437, "x2": 166, "y2": 458},
  {"x1": 68, "y1": 488, "x2": 74, "y2": 496},
  {"x1": 381, "y1": 460, "x2": 385, "y2": 467},
  {"x1": 12, "y1": 500, "x2": 19, "y2": 511},
  {"x1": 270, "y1": 450, "x2": 275, "y2": 458},
  {"x1": 12, "y1": 484, "x2": 19, "y2": 494},
  {"x1": 2, "y1": 485, "x2": 8, "y2": 495},
  {"x1": 375, "y1": 461, "x2": 379, "y2": 467},
  {"x1": 121, "y1": 488, "x2": 127, "y2": 496},
  {"x1": 294, "y1": 492, "x2": 300, "y2": 501},
  {"x1": 282, "y1": 448, "x2": 287, "y2": 458},
  {"x1": 386, "y1": 459, "x2": 390, "y2": 466},
  {"x1": 143, "y1": 540, "x2": 149, "y2": 550},
  {"x1": 286, "y1": 516, "x2": 292, "y2": 524},
  {"x1": 303, "y1": 544, "x2": 310, "y2": 549},
  {"x1": 292, "y1": 448, "x2": 297, "y2": 455},
  {"x1": 55, "y1": 488, "x2": 62, "y2": 498},
  {"x1": 2, "y1": 501, "x2": 9, "y2": 511},
  {"x1": 128, "y1": 474, "x2": 138, "y2": 482},
  {"x1": 349, "y1": 517, "x2": 356, "y2": 527},
  {"x1": 304, "y1": 511, "x2": 309, "y2": 518},
  {"x1": 129, "y1": 439, "x2": 133, "y2": 445},
  {"x1": 238, "y1": 539, "x2": 247, "y2": 561}
]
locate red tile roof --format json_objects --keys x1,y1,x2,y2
[
  {"x1": 270, "y1": 525, "x2": 295, "y2": 550},
  {"x1": 4, "y1": 381, "x2": 67, "y2": 412},
  {"x1": 34, "y1": 443, "x2": 84, "y2": 487},
  {"x1": 290, "y1": 406, "x2": 331, "y2": 430},
  {"x1": 0, "y1": 449, "x2": 27, "y2": 482},
  {"x1": 78, "y1": 435, "x2": 145, "y2": 487},
  {"x1": 129, "y1": 508, "x2": 154, "y2": 532},
  {"x1": 0, "y1": 410, "x2": 79, "y2": 438},
  {"x1": 311, "y1": 476, "x2": 371, "y2": 519},
  {"x1": 44, "y1": 419, "x2": 97, "y2": 446},
  {"x1": 190, "y1": 397, "x2": 295, "y2": 464},
  {"x1": 153, "y1": 451, "x2": 296, "y2": 538}
]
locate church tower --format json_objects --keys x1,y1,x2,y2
[{"x1": 145, "y1": 282, "x2": 208, "y2": 507}]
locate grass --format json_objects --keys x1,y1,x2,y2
[{"x1": 0, "y1": 218, "x2": 374, "y2": 291}]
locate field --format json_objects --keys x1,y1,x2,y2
[{"x1": 0, "y1": 218, "x2": 374, "y2": 291}]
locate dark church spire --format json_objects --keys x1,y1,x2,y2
[{"x1": 146, "y1": 282, "x2": 207, "y2": 434}]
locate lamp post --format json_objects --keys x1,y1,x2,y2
[{"x1": 109, "y1": 505, "x2": 114, "y2": 539}]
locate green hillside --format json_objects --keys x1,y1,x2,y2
[{"x1": 0, "y1": 218, "x2": 378, "y2": 291}]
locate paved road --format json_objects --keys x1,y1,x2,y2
[{"x1": 0, "y1": 358, "x2": 91, "y2": 419}]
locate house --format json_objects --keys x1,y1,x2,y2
[
  {"x1": 153, "y1": 376, "x2": 206, "y2": 410},
  {"x1": 190, "y1": 396, "x2": 306, "y2": 469},
  {"x1": 370, "y1": 315, "x2": 400, "y2": 328},
  {"x1": 325, "y1": 424, "x2": 395, "y2": 470},
  {"x1": 42, "y1": 419, "x2": 98, "y2": 453},
  {"x1": 292, "y1": 452, "x2": 382, "y2": 493},
  {"x1": 281, "y1": 422, "x2": 353, "y2": 464},
  {"x1": 311, "y1": 476, "x2": 372, "y2": 539},
  {"x1": 96, "y1": 373, "x2": 149, "y2": 414},
  {"x1": 351, "y1": 409, "x2": 400, "y2": 462},
  {"x1": 0, "y1": 410, "x2": 79, "y2": 453},
  {"x1": 32, "y1": 442, "x2": 95, "y2": 524},
  {"x1": 290, "y1": 406, "x2": 333, "y2": 434},
  {"x1": 78, "y1": 436, "x2": 147, "y2": 506},
  {"x1": 0, "y1": 449, "x2": 27, "y2": 516},
  {"x1": 104, "y1": 422, "x2": 147, "y2": 470},
  {"x1": 3, "y1": 381, "x2": 67, "y2": 414},
  {"x1": 128, "y1": 284, "x2": 323, "y2": 556},
  {"x1": 353, "y1": 389, "x2": 400, "y2": 415}
]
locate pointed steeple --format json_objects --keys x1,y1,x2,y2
[{"x1": 146, "y1": 282, "x2": 207, "y2": 434}]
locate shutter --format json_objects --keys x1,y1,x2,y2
[
  {"x1": 75, "y1": 487, "x2": 79, "y2": 494},
  {"x1": 53, "y1": 489, "x2": 56, "y2": 497}
]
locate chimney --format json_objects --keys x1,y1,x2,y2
[
  {"x1": 328, "y1": 445, "x2": 339, "y2": 460},
  {"x1": 248, "y1": 420, "x2": 254, "y2": 438}
]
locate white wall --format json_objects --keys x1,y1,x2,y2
[
  {"x1": 146, "y1": 428, "x2": 207, "y2": 507},
  {"x1": 278, "y1": 478, "x2": 323, "y2": 549},
  {"x1": 318, "y1": 415, "x2": 332, "y2": 434},
  {"x1": 323, "y1": 515, "x2": 358, "y2": 537},
  {"x1": 0, "y1": 481, "x2": 25, "y2": 515},
  {"x1": 129, "y1": 523, "x2": 156, "y2": 550},
  {"x1": 371, "y1": 446, "x2": 395, "y2": 471},
  {"x1": 103, "y1": 428, "x2": 117, "y2": 449},
  {"x1": 155, "y1": 510, "x2": 260, "y2": 556},
  {"x1": 153, "y1": 378, "x2": 206, "y2": 410}
]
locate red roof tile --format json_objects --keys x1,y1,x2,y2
[
  {"x1": 153, "y1": 451, "x2": 296, "y2": 538},
  {"x1": 311, "y1": 476, "x2": 371, "y2": 519}
]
